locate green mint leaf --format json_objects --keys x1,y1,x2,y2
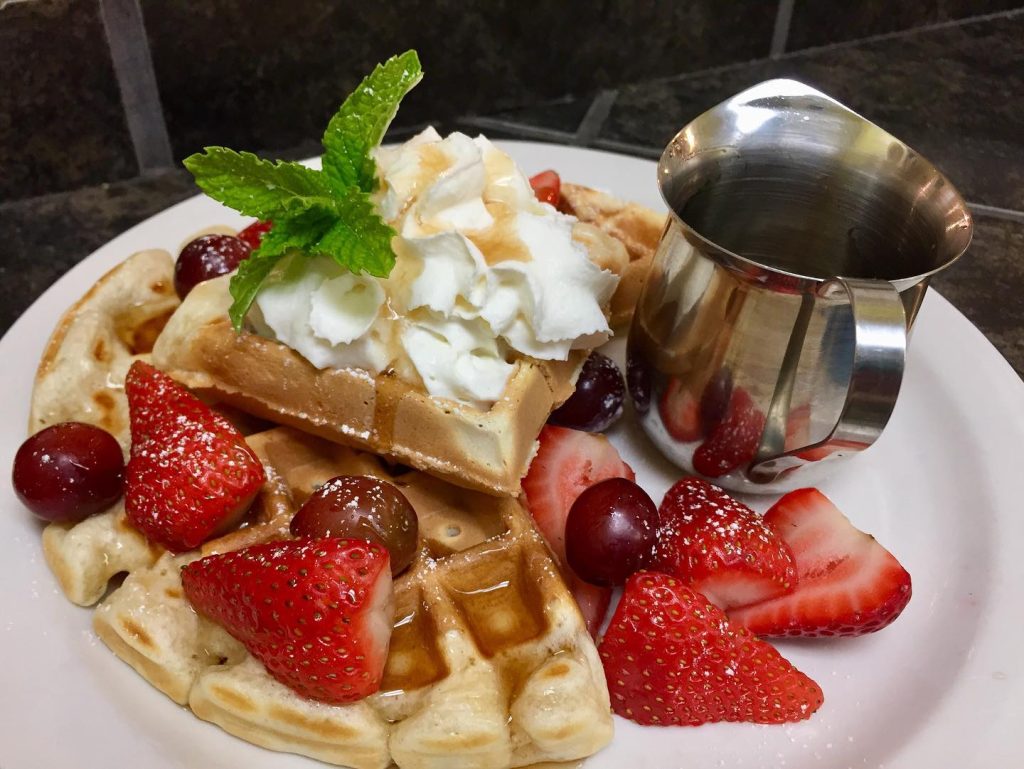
[
  {"x1": 321, "y1": 50, "x2": 423, "y2": 193},
  {"x1": 227, "y1": 210, "x2": 335, "y2": 329},
  {"x1": 186, "y1": 51, "x2": 422, "y2": 329},
  {"x1": 227, "y1": 253, "x2": 281, "y2": 331},
  {"x1": 185, "y1": 148, "x2": 334, "y2": 220},
  {"x1": 313, "y1": 188, "x2": 397, "y2": 277}
]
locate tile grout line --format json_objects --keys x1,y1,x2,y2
[
  {"x1": 457, "y1": 116, "x2": 578, "y2": 143},
  {"x1": 771, "y1": 4, "x2": 1024, "y2": 61},
  {"x1": 968, "y1": 202, "x2": 1024, "y2": 224},
  {"x1": 574, "y1": 90, "x2": 619, "y2": 146},
  {"x1": 98, "y1": 0, "x2": 173, "y2": 172},
  {"x1": 769, "y1": 0, "x2": 795, "y2": 58},
  {"x1": 618, "y1": 5, "x2": 1024, "y2": 93}
]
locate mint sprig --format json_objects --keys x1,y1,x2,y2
[
  {"x1": 184, "y1": 150, "x2": 334, "y2": 220},
  {"x1": 184, "y1": 50, "x2": 423, "y2": 330},
  {"x1": 322, "y1": 49, "x2": 423, "y2": 194}
]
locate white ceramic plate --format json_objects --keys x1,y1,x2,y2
[{"x1": 1, "y1": 143, "x2": 1022, "y2": 769}]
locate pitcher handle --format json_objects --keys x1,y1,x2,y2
[{"x1": 748, "y1": 277, "x2": 907, "y2": 483}]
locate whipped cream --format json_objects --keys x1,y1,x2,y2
[{"x1": 251, "y1": 127, "x2": 619, "y2": 408}]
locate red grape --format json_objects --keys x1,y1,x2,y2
[
  {"x1": 13, "y1": 422, "x2": 125, "y2": 523},
  {"x1": 237, "y1": 220, "x2": 273, "y2": 250},
  {"x1": 290, "y1": 475, "x2": 418, "y2": 575},
  {"x1": 565, "y1": 477, "x2": 658, "y2": 587},
  {"x1": 174, "y1": 234, "x2": 251, "y2": 299},
  {"x1": 549, "y1": 351, "x2": 625, "y2": 432}
]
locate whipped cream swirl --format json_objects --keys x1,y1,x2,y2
[{"x1": 251, "y1": 127, "x2": 618, "y2": 408}]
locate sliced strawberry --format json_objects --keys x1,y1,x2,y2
[
  {"x1": 237, "y1": 219, "x2": 273, "y2": 250},
  {"x1": 182, "y1": 537, "x2": 392, "y2": 704},
  {"x1": 692, "y1": 387, "x2": 766, "y2": 478},
  {"x1": 522, "y1": 425, "x2": 634, "y2": 633},
  {"x1": 567, "y1": 573, "x2": 612, "y2": 635},
  {"x1": 729, "y1": 488, "x2": 912, "y2": 637},
  {"x1": 124, "y1": 360, "x2": 265, "y2": 552},
  {"x1": 523, "y1": 426, "x2": 636, "y2": 563},
  {"x1": 658, "y1": 378, "x2": 702, "y2": 442},
  {"x1": 529, "y1": 170, "x2": 561, "y2": 207},
  {"x1": 654, "y1": 477, "x2": 796, "y2": 610},
  {"x1": 599, "y1": 572, "x2": 823, "y2": 726}
]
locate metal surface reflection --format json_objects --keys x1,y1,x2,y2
[{"x1": 628, "y1": 79, "x2": 972, "y2": 493}]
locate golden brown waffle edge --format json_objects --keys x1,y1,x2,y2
[{"x1": 93, "y1": 427, "x2": 613, "y2": 769}]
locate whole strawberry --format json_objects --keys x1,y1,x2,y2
[
  {"x1": 654, "y1": 477, "x2": 796, "y2": 610},
  {"x1": 599, "y1": 572, "x2": 823, "y2": 726},
  {"x1": 124, "y1": 360, "x2": 265, "y2": 552},
  {"x1": 182, "y1": 537, "x2": 393, "y2": 705}
]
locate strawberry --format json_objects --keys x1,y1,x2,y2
[
  {"x1": 237, "y1": 219, "x2": 273, "y2": 250},
  {"x1": 182, "y1": 537, "x2": 393, "y2": 705},
  {"x1": 522, "y1": 425, "x2": 634, "y2": 634},
  {"x1": 529, "y1": 170, "x2": 561, "y2": 207},
  {"x1": 729, "y1": 488, "x2": 912, "y2": 637},
  {"x1": 658, "y1": 378, "x2": 702, "y2": 442},
  {"x1": 654, "y1": 477, "x2": 796, "y2": 610},
  {"x1": 692, "y1": 387, "x2": 766, "y2": 478},
  {"x1": 124, "y1": 361, "x2": 265, "y2": 552},
  {"x1": 599, "y1": 572, "x2": 823, "y2": 726}
]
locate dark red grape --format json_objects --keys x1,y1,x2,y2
[
  {"x1": 174, "y1": 234, "x2": 251, "y2": 299},
  {"x1": 237, "y1": 220, "x2": 273, "y2": 250},
  {"x1": 565, "y1": 477, "x2": 658, "y2": 587},
  {"x1": 549, "y1": 351, "x2": 625, "y2": 432},
  {"x1": 13, "y1": 422, "x2": 125, "y2": 523},
  {"x1": 290, "y1": 475, "x2": 418, "y2": 575}
]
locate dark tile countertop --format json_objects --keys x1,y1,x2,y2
[{"x1": 2, "y1": 12, "x2": 1022, "y2": 377}]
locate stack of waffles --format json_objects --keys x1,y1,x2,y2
[{"x1": 31, "y1": 186, "x2": 665, "y2": 769}]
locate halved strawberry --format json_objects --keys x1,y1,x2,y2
[
  {"x1": 529, "y1": 170, "x2": 561, "y2": 207},
  {"x1": 522, "y1": 425, "x2": 635, "y2": 633},
  {"x1": 182, "y1": 537, "x2": 393, "y2": 704},
  {"x1": 654, "y1": 477, "x2": 796, "y2": 610},
  {"x1": 658, "y1": 378, "x2": 702, "y2": 442},
  {"x1": 692, "y1": 387, "x2": 766, "y2": 478},
  {"x1": 124, "y1": 360, "x2": 265, "y2": 552},
  {"x1": 599, "y1": 572, "x2": 823, "y2": 726},
  {"x1": 729, "y1": 488, "x2": 912, "y2": 637}
]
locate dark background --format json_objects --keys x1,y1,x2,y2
[{"x1": 2, "y1": 0, "x2": 1023, "y2": 371}]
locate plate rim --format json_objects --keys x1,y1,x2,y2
[{"x1": 2, "y1": 141, "x2": 1023, "y2": 769}]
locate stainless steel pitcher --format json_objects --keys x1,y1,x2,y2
[{"x1": 627, "y1": 79, "x2": 973, "y2": 493}]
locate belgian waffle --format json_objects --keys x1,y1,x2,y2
[
  {"x1": 92, "y1": 426, "x2": 613, "y2": 769},
  {"x1": 152, "y1": 214, "x2": 633, "y2": 498},
  {"x1": 29, "y1": 248, "x2": 180, "y2": 449},
  {"x1": 152, "y1": 275, "x2": 586, "y2": 498},
  {"x1": 33, "y1": 250, "x2": 179, "y2": 605},
  {"x1": 559, "y1": 182, "x2": 666, "y2": 327}
]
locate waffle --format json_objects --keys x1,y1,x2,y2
[
  {"x1": 92, "y1": 426, "x2": 613, "y2": 769},
  {"x1": 559, "y1": 182, "x2": 666, "y2": 327},
  {"x1": 29, "y1": 248, "x2": 180, "y2": 449},
  {"x1": 32, "y1": 250, "x2": 180, "y2": 604},
  {"x1": 152, "y1": 217, "x2": 631, "y2": 498}
]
